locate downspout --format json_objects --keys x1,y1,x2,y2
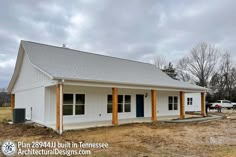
[{"x1": 59, "y1": 79, "x2": 64, "y2": 134}]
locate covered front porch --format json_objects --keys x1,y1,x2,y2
[{"x1": 45, "y1": 81, "x2": 206, "y2": 134}]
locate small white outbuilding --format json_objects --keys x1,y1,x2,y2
[{"x1": 8, "y1": 41, "x2": 207, "y2": 133}]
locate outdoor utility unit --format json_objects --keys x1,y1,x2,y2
[{"x1": 13, "y1": 108, "x2": 25, "y2": 123}]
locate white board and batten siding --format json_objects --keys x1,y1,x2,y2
[
  {"x1": 157, "y1": 91, "x2": 180, "y2": 116},
  {"x1": 185, "y1": 93, "x2": 201, "y2": 112},
  {"x1": 44, "y1": 85, "x2": 180, "y2": 126},
  {"x1": 12, "y1": 50, "x2": 51, "y2": 125},
  {"x1": 45, "y1": 86, "x2": 151, "y2": 125},
  {"x1": 45, "y1": 86, "x2": 56, "y2": 125}
]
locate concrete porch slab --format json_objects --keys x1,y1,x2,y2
[
  {"x1": 63, "y1": 117, "x2": 153, "y2": 131},
  {"x1": 48, "y1": 114, "x2": 205, "y2": 131},
  {"x1": 161, "y1": 114, "x2": 223, "y2": 123}
]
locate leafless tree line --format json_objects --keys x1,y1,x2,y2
[
  {"x1": 0, "y1": 88, "x2": 10, "y2": 107},
  {"x1": 209, "y1": 53, "x2": 236, "y2": 100},
  {"x1": 153, "y1": 42, "x2": 236, "y2": 101}
]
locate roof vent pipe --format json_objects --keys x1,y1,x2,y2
[{"x1": 62, "y1": 44, "x2": 66, "y2": 48}]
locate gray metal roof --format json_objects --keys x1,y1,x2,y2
[{"x1": 21, "y1": 40, "x2": 206, "y2": 91}]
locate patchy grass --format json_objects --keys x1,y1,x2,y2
[
  {"x1": 0, "y1": 107, "x2": 235, "y2": 157},
  {"x1": 212, "y1": 146, "x2": 236, "y2": 157},
  {"x1": 0, "y1": 107, "x2": 11, "y2": 123}
]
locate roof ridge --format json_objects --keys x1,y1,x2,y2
[{"x1": 21, "y1": 40, "x2": 156, "y2": 67}]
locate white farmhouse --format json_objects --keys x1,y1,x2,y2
[{"x1": 8, "y1": 41, "x2": 207, "y2": 133}]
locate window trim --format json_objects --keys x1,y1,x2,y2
[
  {"x1": 63, "y1": 94, "x2": 74, "y2": 116},
  {"x1": 168, "y1": 96, "x2": 178, "y2": 111},
  {"x1": 124, "y1": 95, "x2": 131, "y2": 112},
  {"x1": 107, "y1": 94, "x2": 131, "y2": 113},
  {"x1": 187, "y1": 97, "x2": 193, "y2": 105},
  {"x1": 75, "y1": 94, "x2": 85, "y2": 115},
  {"x1": 63, "y1": 93, "x2": 85, "y2": 116},
  {"x1": 107, "y1": 95, "x2": 112, "y2": 113},
  {"x1": 63, "y1": 105, "x2": 74, "y2": 116},
  {"x1": 118, "y1": 95, "x2": 123, "y2": 113}
]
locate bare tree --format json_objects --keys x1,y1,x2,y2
[
  {"x1": 0, "y1": 88, "x2": 10, "y2": 107},
  {"x1": 176, "y1": 57, "x2": 191, "y2": 82},
  {"x1": 209, "y1": 52, "x2": 236, "y2": 101},
  {"x1": 153, "y1": 55, "x2": 167, "y2": 69},
  {"x1": 177, "y1": 42, "x2": 219, "y2": 87},
  {"x1": 219, "y1": 52, "x2": 236, "y2": 99},
  {"x1": 162, "y1": 62, "x2": 178, "y2": 80},
  {"x1": 210, "y1": 72, "x2": 225, "y2": 100},
  {"x1": 152, "y1": 56, "x2": 179, "y2": 80},
  {"x1": 177, "y1": 70, "x2": 191, "y2": 82}
]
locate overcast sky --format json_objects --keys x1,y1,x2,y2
[{"x1": 0, "y1": 0, "x2": 236, "y2": 88}]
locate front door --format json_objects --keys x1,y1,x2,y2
[{"x1": 136, "y1": 95, "x2": 144, "y2": 117}]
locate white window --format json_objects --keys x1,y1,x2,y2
[
  {"x1": 187, "y1": 98, "x2": 193, "y2": 105},
  {"x1": 107, "y1": 95, "x2": 131, "y2": 113},
  {"x1": 168, "y1": 96, "x2": 178, "y2": 110},
  {"x1": 63, "y1": 94, "x2": 85, "y2": 116},
  {"x1": 124, "y1": 95, "x2": 131, "y2": 112},
  {"x1": 118, "y1": 95, "x2": 123, "y2": 113},
  {"x1": 107, "y1": 95, "x2": 112, "y2": 113},
  {"x1": 75, "y1": 94, "x2": 85, "y2": 115},
  {"x1": 63, "y1": 94, "x2": 73, "y2": 115}
]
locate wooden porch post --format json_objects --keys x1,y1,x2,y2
[
  {"x1": 11, "y1": 94, "x2": 15, "y2": 111},
  {"x1": 56, "y1": 84, "x2": 61, "y2": 132},
  {"x1": 180, "y1": 91, "x2": 185, "y2": 119},
  {"x1": 151, "y1": 90, "x2": 157, "y2": 122},
  {"x1": 112, "y1": 88, "x2": 118, "y2": 125},
  {"x1": 201, "y1": 92, "x2": 206, "y2": 117}
]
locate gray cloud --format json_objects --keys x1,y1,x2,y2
[{"x1": 0, "y1": 0, "x2": 236, "y2": 88}]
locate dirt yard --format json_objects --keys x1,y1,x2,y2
[{"x1": 0, "y1": 107, "x2": 235, "y2": 157}]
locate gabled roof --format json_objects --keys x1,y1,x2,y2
[{"x1": 8, "y1": 40, "x2": 207, "y2": 92}]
